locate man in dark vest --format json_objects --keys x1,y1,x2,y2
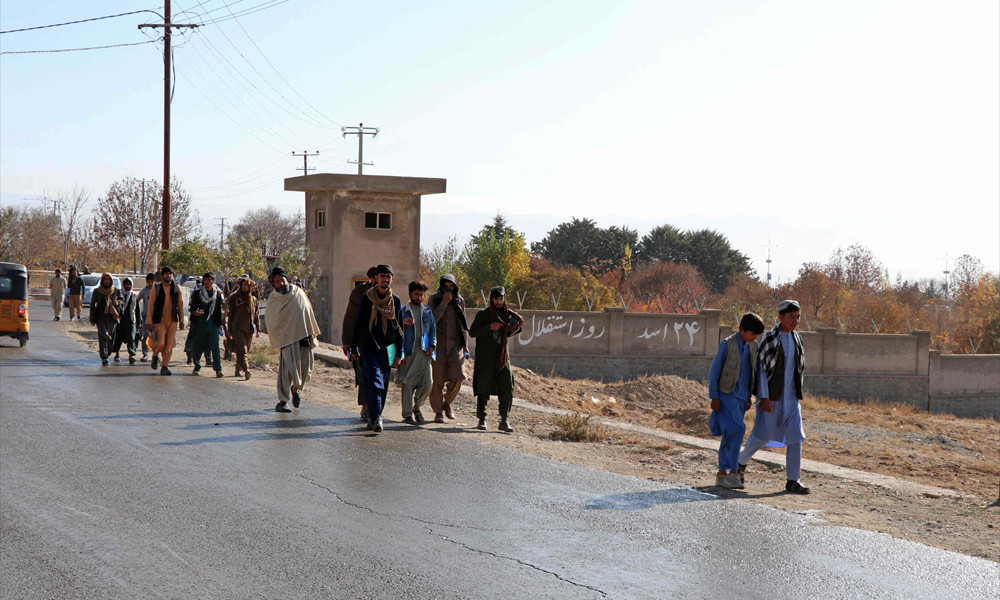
[{"x1": 145, "y1": 266, "x2": 185, "y2": 375}]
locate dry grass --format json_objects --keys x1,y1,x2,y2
[
  {"x1": 247, "y1": 344, "x2": 279, "y2": 369},
  {"x1": 548, "y1": 413, "x2": 612, "y2": 442}
]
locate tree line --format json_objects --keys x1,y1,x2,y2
[
  {"x1": 421, "y1": 215, "x2": 998, "y2": 354},
  {"x1": 0, "y1": 178, "x2": 308, "y2": 287}
]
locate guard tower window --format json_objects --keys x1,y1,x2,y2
[
  {"x1": 315, "y1": 209, "x2": 326, "y2": 229},
  {"x1": 364, "y1": 211, "x2": 392, "y2": 230}
]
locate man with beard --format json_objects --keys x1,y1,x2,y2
[
  {"x1": 350, "y1": 264, "x2": 402, "y2": 433},
  {"x1": 89, "y1": 273, "x2": 123, "y2": 366},
  {"x1": 428, "y1": 273, "x2": 470, "y2": 423},
  {"x1": 226, "y1": 275, "x2": 260, "y2": 380},
  {"x1": 187, "y1": 272, "x2": 225, "y2": 378},
  {"x1": 145, "y1": 266, "x2": 185, "y2": 376},
  {"x1": 266, "y1": 267, "x2": 321, "y2": 413},
  {"x1": 469, "y1": 286, "x2": 523, "y2": 432},
  {"x1": 111, "y1": 277, "x2": 143, "y2": 364},
  {"x1": 341, "y1": 266, "x2": 377, "y2": 421}
]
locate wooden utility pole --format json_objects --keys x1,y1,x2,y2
[
  {"x1": 139, "y1": 1, "x2": 198, "y2": 251},
  {"x1": 341, "y1": 123, "x2": 379, "y2": 175},
  {"x1": 292, "y1": 150, "x2": 319, "y2": 175}
]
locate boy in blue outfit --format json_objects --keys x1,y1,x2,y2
[
  {"x1": 398, "y1": 281, "x2": 437, "y2": 424},
  {"x1": 708, "y1": 312, "x2": 765, "y2": 489}
]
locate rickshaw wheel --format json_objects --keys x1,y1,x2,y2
[{"x1": 18, "y1": 336, "x2": 27, "y2": 348}]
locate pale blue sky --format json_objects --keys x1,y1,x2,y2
[{"x1": 1, "y1": 0, "x2": 997, "y2": 283}]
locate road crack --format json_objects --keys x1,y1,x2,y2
[{"x1": 295, "y1": 472, "x2": 608, "y2": 598}]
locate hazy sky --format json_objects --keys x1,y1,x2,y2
[{"x1": 2, "y1": 0, "x2": 997, "y2": 283}]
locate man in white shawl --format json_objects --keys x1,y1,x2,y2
[
  {"x1": 266, "y1": 266, "x2": 321, "y2": 413},
  {"x1": 397, "y1": 281, "x2": 437, "y2": 424}
]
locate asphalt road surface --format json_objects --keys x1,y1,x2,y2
[{"x1": 2, "y1": 303, "x2": 997, "y2": 599}]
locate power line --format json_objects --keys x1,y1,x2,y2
[
  {"x1": 181, "y1": 0, "x2": 333, "y2": 130},
  {"x1": 0, "y1": 9, "x2": 160, "y2": 34},
  {"x1": 215, "y1": 0, "x2": 340, "y2": 129},
  {"x1": 0, "y1": 40, "x2": 157, "y2": 55}
]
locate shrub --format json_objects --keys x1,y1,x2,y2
[{"x1": 549, "y1": 413, "x2": 611, "y2": 442}]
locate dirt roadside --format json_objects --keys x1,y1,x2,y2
[{"x1": 64, "y1": 321, "x2": 1000, "y2": 562}]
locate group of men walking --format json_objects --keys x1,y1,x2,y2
[{"x1": 337, "y1": 266, "x2": 522, "y2": 434}]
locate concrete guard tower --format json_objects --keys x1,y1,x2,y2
[{"x1": 284, "y1": 173, "x2": 447, "y2": 343}]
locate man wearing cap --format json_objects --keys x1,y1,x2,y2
[
  {"x1": 145, "y1": 266, "x2": 185, "y2": 375},
  {"x1": 341, "y1": 266, "x2": 378, "y2": 421},
  {"x1": 737, "y1": 299, "x2": 811, "y2": 494},
  {"x1": 350, "y1": 264, "x2": 402, "y2": 433},
  {"x1": 428, "y1": 273, "x2": 470, "y2": 423},
  {"x1": 49, "y1": 269, "x2": 66, "y2": 321},
  {"x1": 266, "y1": 266, "x2": 321, "y2": 413},
  {"x1": 469, "y1": 286, "x2": 524, "y2": 432}
]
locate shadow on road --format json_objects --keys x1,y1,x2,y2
[
  {"x1": 82, "y1": 410, "x2": 270, "y2": 420},
  {"x1": 178, "y1": 417, "x2": 359, "y2": 431},
  {"x1": 162, "y1": 429, "x2": 371, "y2": 445},
  {"x1": 584, "y1": 488, "x2": 718, "y2": 510}
]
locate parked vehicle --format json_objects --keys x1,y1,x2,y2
[
  {"x1": 0, "y1": 262, "x2": 29, "y2": 347},
  {"x1": 64, "y1": 274, "x2": 121, "y2": 307}
]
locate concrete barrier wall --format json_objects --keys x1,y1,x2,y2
[{"x1": 461, "y1": 306, "x2": 997, "y2": 419}]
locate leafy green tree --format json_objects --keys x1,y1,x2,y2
[
  {"x1": 683, "y1": 229, "x2": 752, "y2": 294},
  {"x1": 420, "y1": 235, "x2": 466, "y2": 288},
  {"x1": 462, "y1": 220, "x2": 530, "y2": 306},
  {"x1": 159, "y1": 237, "x2": 217, "y2": 277},
  {"x1": 532, "y1": 218, "x2": 638, "y2": 274},
  {"x1": 636, "y1": 224, "x2": 686, "y2": 263}
]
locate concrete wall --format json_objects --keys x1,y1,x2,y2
[{"x1": 464, "y1": 306, "x2": 997, "y2": 419}]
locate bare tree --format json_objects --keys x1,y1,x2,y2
[
  {"x1": 0, "y1": 205, "x2": 61, "y2": 267},
  {"x1": 91, "y1": 177, "x2": 200, "y2": 272},
  {"x1": 55, "y1": 187, "x2": 91, "y2": 267},
  {"x1": 230, "y1": 206, "x2": 304, "y2": 257}
]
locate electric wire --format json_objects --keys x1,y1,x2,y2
[
  {"x1": 0, "y1": 9, "x2": 161, "y2": 34},
  {"x1": 215, "y1": 0, "x2": 341, "y2": 129},
  {"x1": 180, "y1": 0, "x2": 333, "y2": 130},
  {"x1": 0, "y1": 40, "x2": 157, "y2": 55}
]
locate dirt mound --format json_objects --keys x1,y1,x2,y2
[{"x1": 603, "y1": 375, "x2": 708, "y2": 414}]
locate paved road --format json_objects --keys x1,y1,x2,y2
[{"x1": 2, "y1": 303, "x2": 997, "y2": 599}]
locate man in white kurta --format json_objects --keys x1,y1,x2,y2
[
  {"x1": 737, "y1": 299, "x2": 810, "y2": 494},
  {"x1": 266, "y1": 267, "x2": 321, "y2": 413}
]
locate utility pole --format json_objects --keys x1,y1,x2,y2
[
  {"x1": 937, "y1": 252, "x2": 951, "y2": 299},
  {"x1": 292, "y1": 150, "x2": 319, "y2": 175},
  {"x1": 139, "y1": 1, "x2": 198, "y2": 252},
  {"x1": 764, "y1": 238, "x2": 778, "y2": 285},
  {"x1": 341, "y1": 122, "x2": 378, "y2": 175},
  {"x1": 215, "y1": 217, "x2": 227, "y2": 249}
]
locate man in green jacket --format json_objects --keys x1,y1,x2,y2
[{"x1": 469, "y1": 286, "x2": 523, "y2": 433}]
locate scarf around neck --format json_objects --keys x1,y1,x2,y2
[
  {"x1": 96, "y1": 276, "x2": 119, "y2": 319},
  {"x1": 366, "y1": 286, "x2": 397, "y2": 336},
  {"x1": 199, "y1": 285, "x2": 218, "y2": 319}
]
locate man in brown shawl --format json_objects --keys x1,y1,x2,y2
[
  {"x1": 469, "y1": 286, "x2": 523, "y2": 432},
  {"x1": 89, "y1": 273, "x2": 123, "y2": 366},
  {"x1": 145, "y1": 266, "x2": 185, "y2": 376},
  {"x1": 428, "y1": 273, "x2": 470, "y2": 423},
  {"x1": 227, "y1": 275, "x2": 260, "y2": 380}
]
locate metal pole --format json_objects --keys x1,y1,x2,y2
[{"x1": 357, "y1": 122, "x2": 363, "y2": 175}]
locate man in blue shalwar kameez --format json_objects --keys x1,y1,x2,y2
[
  {"x1": 737, "y1": 299, "x2": 811, "y2": 494},
  {"x1": 708, "y1": 312, "x2": 765, "y2": 489}
]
